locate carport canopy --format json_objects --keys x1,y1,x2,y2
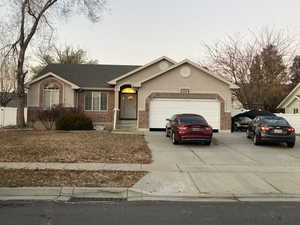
[{"x1": 233, "y1": 110, "x2": 275, "y2": 120}]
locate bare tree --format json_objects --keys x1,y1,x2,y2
[
  {"x1": 201, "y1": 27, "x2": 297, "y2": 110},
  {"x1": 0, "y1": 58, "x2": 16, "y2": 107},
  {"x1": 31, "y1": 44, "x2": 99, "y2": 78},
  {"x1": 0, "y1": 0, "x2": 106, "y2": 128},
  {"x1": 0, "y1": 25, "x2": 17, "y2": 107}
]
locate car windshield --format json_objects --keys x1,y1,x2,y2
[
  {"x1": 179, "y1": 116, "x2": 208, "y2": 125},
  {"x1": 262, "y1": 118, "x2": 290, "y2": 127}
]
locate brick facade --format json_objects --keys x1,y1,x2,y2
[
  {"x1": 138, "y1": 92, "x2": 231, "y2": 131},
  {"x1": 27, "y1": 76, "x2": 115, "y2": 129},
  {"x1": 77, "y1": 90, "x2": 115, "y2": 124}
]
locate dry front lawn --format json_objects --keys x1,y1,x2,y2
[
  {"x1": 0, "y1": 131, "x2": 152, "y2": 163},
  {"x1": 0, "y1": 169, "x2": 146, "y2": 187}
]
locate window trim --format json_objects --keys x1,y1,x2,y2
[{"x1": 84, "y1": 91, "x2": 108, "y2": 112}]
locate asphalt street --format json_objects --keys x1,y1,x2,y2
[{"x1": 1, "y1": 200, "x2": 300, "y2": 225}]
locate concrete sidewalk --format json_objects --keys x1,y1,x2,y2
[
  {"x1": 3, "y1": 162, "x2": 300, "y2": 173},
  {"x1": 0, "y1": 162, "x2": 144, "y2": 171}
]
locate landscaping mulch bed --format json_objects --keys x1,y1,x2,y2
[
  {"x1": 0, "y1": 131, "x2": 152, "y2": 163},
  {"x1": 0, "y1": 169, "x2": 146, "y2": 187}
]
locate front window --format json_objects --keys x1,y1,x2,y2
[
  {"x1": 43, "y1": 83, "x2": 59, "y2": 109},
  {"x1": 84, "y1": 92, "x2": 108, "y2": 111}
]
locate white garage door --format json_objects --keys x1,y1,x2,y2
[{"x1": 149, "y1": 98, "x2": 221, "y2": 129}]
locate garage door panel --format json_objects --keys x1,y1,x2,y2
[{"x1": 149, "y1": 98, "x2": 220, "y2": 129}]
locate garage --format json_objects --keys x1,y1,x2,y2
[{"x1": 149, "y1": 98, "x2": 221, "y2": 130}]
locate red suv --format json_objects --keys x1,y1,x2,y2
[{"x1": 166, "y1": 114, "x2": 213, "y2": 145}]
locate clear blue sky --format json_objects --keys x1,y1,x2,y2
[{"x1": 54, "y1": 0, "x2": 300, "y2": 65}]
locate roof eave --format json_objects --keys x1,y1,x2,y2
[
  {"x1": 277, "y1": 83, "x2": 300, "y2": 108},
  {"x1": 230, "y1": 84, "x2": 240, "y2": 89},
  {"x1": 81, "y1": 87, "x2": 114, "y2": 91},
  {"x1": 27, "y1": 72, "x2": 80, "y2": 89}
]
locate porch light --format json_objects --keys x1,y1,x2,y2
[{"x1": 121, "y1": 88, "x2": 136, "y2": 94}]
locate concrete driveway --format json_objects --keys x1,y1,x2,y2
[{"x1": 134, "y1": 132, "x2": 300, "y2": 199}]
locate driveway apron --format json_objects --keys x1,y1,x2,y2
[{"x1": 133, "y1": 132, "x2": 300, "y2": 197}]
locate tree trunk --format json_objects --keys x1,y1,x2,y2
[
  {"x1": 16, "y1": 50, "x2": 26, "y2": 128},
  {"x1": 16, "y1": 82, "x2": 26, "y2": 128}
]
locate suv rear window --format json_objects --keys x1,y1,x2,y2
[
  {"x1": 262, "y1": 118, "x2": 290, "y2": 127},
  {"x1": 179, "y1": 116, "x2": 208, "y2": 125}
]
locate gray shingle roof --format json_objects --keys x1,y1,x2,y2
[{"x1": 39, "y1": 64, "x2": 141, "y2": 88}]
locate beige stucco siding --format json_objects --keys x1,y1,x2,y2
[
  {"x1": 63, "y1": 83, "x2": 75, "y2": 107},
  {"x1": 27, "y1": 75, "x2": 75, "y2": 108},
  {"x1": 27, "y1": 82, "x2": 40, "y2": 107},
  {"x1": 286, "y1": 98, "x2": 300, "y2": 114},
  {"x1": 137, "y1": 64, "x2": 232, "y2": 112},
  {"x1": 116, "y1": 59, "x2": 174, "y2": 90}
]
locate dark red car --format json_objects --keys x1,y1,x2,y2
[{"x1": 166, "y1": 114, "x2": 213, "y2": 145}]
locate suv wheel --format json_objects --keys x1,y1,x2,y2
[
  {"x1": 204, "y1": 140, "x2": 211, "y2": 146},
  {"x1": 287, "y1": 142, "x2": 295, "y2": 148},
  {"x1": 172, "y1": 132, "x2": 178, "y2": 145},
  {"x1": 253, "y1": 134, "x2": 260, "y2": 145}
]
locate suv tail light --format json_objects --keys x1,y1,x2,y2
[
  {"x1": 260, "y1": 126, "x2": 270, "y2": 132},
  {"x1": 288, "y1": 128, "x2": 295, "y2": 132}
]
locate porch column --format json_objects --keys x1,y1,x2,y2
[{"x1": 113, "y1": 88, "x2": 120, "y2": 130}]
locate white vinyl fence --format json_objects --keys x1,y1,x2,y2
[
  {"x1": 0, "y1": 107, "x2": 27, "y2": 128},
  {"x1": 276, "y1": 113, "x2": 300, "y2": 134}
]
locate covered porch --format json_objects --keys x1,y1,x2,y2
[{"x1": 113, "y1": 84, "x2": 139, "y2": 130}]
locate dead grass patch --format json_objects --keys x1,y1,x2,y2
[
  {"x1": 0, "y1": 131, "x2": 152, "y2": 163},
  {"x1": 0, "y1": 169, "x2": 146, "y2": 187}
]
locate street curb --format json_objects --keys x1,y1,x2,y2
[{"x1": 2, "y1": 187, "x2": 300, "y2": 202}]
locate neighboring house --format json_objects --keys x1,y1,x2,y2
[
  {"x1": 26, "y1": 56, "x2": 239, "y2": 131},
  {"x1": 277, "y1": 83, "x2": 300, "y2": 114},
  {"x1": 232, "y1": 95, "x2": 243, "y2": 110},
  {"x1": 0, "y1": 92, "x2": 27, "y2": 108}
]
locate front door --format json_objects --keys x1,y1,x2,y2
[{"x1": 120, "y1": 93, "x2": 137, "y2": 119}]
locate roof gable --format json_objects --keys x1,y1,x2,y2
[
  {"x1": 107, "y1": 56, "x2": 177, "y2": 85},
  {"x1": 27, "y1": 72, "x2": 80, "y2": 89},
  {"x1": 277, "y1": 83, "x2": 300, "y2": 108},
  {"x1": 286, "y1": 96, "x2": 300, "y2": 108},
  {"x1": 138, "y1": 59, "x2": 239, "y2": 89}
]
